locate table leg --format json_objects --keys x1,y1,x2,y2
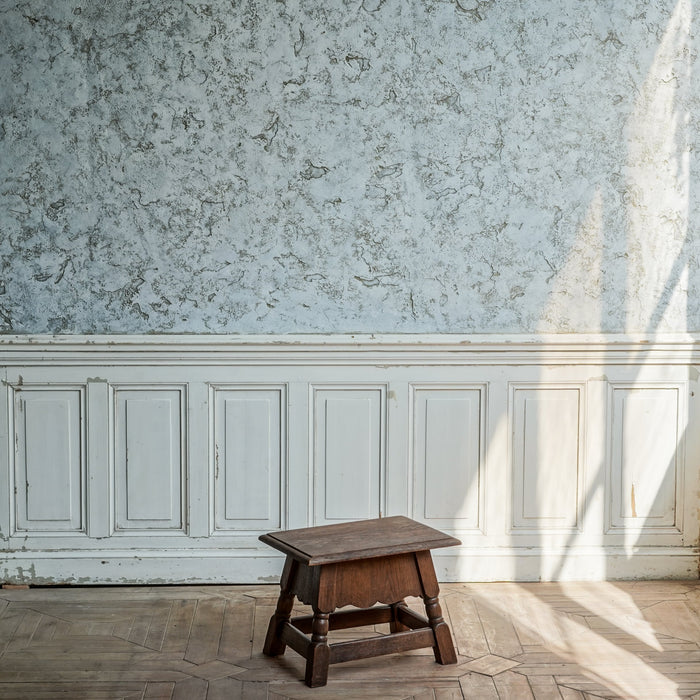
[
  {"x1": 263, "y1": 556, "x2": 297, "y2": 657},
  {"x1": 305, "y1": 610, "x2": 331, "y2": 687},
  {"x1": 390, "y1": 600, "x2": 410, "y2": 633},
  {"x1": 415, "y1": 550, "x2": 458, "y2": 665},
  {"x1": 424, "y1": 594, "x2": 457, "y2": 664}
]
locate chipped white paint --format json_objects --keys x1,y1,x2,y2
[
  {"x1": 1, "y1": 1, "x2": 698, "y2": 582},
  {"x1": 0, "y1": 333, "x2": 698, "y2": 584},
  {"x1": 0, "y1": 1, "x2": 698, "y2": 335}
]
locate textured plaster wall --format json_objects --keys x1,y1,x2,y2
[{"x1": 1, "y1": 0, "x2": 698, "y2": 334}]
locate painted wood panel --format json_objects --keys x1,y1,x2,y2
[
  {"x1": 313, "y1": 387, "x2": 384, "y2": 525},
  {"x1": 114, "y1": 388, "x2": 185, "y2": 531},
  {"x1": 0, "y1": 334, "x2": 697, "y2": 584},
  {"x1": 511, "y1": 386, "x2": 582, "y2": 531},
  {"x1": 13, "y1": 387, "x2": 85, "y2": 532},
  {"x1": 412, "y1": 386, "x2": 483, "y2": 531},
  {"x1": 212, "y1": 387, "x2": 284, "y2": 531},
  {"x1": 608, "y1": 385, "x2": 683, "y2": 532}
]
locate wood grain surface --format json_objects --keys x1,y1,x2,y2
[{"x1": 1, "y1": 581, "x2": 700, "y2": 698}]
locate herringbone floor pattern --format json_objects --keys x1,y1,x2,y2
[{"x1": 2, "y1": 581, "x2": 700, "y2": 699}]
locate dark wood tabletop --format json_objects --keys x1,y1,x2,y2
[{"x1": 259, "y1": 516, "x2": 461, "y2": 566}]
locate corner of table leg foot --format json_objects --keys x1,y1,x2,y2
[
  {"x1": 304, "y1": 643, "x2": 331, "y2": 687},
  {"x1": 263, "y1": 616, "x2": 286, "y2": 657},
  {"x1": 433, "y1": 623, "x2": 458, "y2": 665}
]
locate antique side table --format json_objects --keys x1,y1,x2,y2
[{"x1": 259, "y1": 516, "x2": 461, "y2": 687}]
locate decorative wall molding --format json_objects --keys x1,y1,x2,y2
[
  {"x1": 1, "y1": 332, "x2": 700, "y2": 365},
  {"x1": 1, "y1": 333, "x2": 698, "y2": 584}
]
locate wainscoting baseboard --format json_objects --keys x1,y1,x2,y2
[{"x1": 2, "y1": 333, "x2": 699, "y2": 583}]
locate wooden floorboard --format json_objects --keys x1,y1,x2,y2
[{"x1": 2, "y1": 582, "x2": 700, "y2": 698}]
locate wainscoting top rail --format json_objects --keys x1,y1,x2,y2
[{"x1": 1, "y1": 333, "x2": 700, "y2": 366}]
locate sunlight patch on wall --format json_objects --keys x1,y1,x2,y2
[
  {"x1": 624, "y1": 0, "x2": 691, "y2": 333},
  {"x1": 538, "y1": 189, "x2": 605, "y2": 332}
]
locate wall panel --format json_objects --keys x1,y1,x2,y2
[
  {"x1": 411, "y1": 386, "x2": 484, "y2": 531},
  {"x1": 212, "y1": 386, "x2": 284, "y2": 531},
  {"x1": 13, "y1": 387, "x2": 85, "y2": 533},
  {"x1": 607, "y1": 384, "x2": 684, "y2": 533},
  {"x1": 114, "y1": 387, "x2": 185, "y2": 532},
  {"x1": 313, "y1": 387, "x2": 385, "y2": 525},
  {"x1": 511, "y1": 385, "x2": 583, "y2": 532}
]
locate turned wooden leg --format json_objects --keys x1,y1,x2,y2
[
  {"x1": 390, "y1": 600, "x2": 410, "y2": 633},
  {"x1": 424, "y1": 594, "x2": 457, "y2": 664},
  {"x1": 305, "y1": 610, "x2": 331, "y2": 687},
  {"x1": 414, "y1": 550, "x2": 457, "y2": 665},
  {"x1": 263, "y1": 557, "x2": 297, "y2": 657}
]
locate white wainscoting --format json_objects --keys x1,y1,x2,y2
[{"x1": 1, "y1": 334, "x2": 699, "y2": 584}]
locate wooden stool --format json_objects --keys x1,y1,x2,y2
[{"x1": 259, "y1": 516, "x2": 461, "y2": 687}]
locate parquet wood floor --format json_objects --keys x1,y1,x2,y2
[{"x1": 2, "y1": 581, "x2": 700, "y2": 699}]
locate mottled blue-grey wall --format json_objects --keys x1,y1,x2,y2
[{"x1": 1, "y1": 0, "x2": 698, "y2": 334}]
